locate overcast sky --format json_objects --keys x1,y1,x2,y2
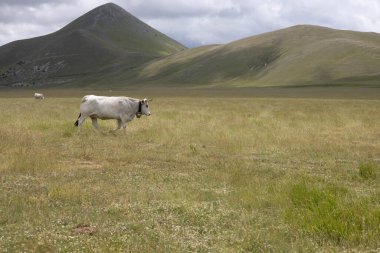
[{"x1": 1, "y1": 0, "x2": 380, "y2": 47}]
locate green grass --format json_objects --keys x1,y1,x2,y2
[
  {"x1": 0, "y1": 89, "x2": 379, "y2": 252},
  {"x1": 286, "y1": 182, "x2": 380, "y2": 245},
  {"x1": 359, "y1": 162, "x2": 378, "y2": 180}
]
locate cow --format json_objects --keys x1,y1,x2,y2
[
  {"x1": 74, "y1": 95, "x2": 151, "y2": 132},
  {"x1": 34, "y1": 93, "x2": 45, "y2": 99}
]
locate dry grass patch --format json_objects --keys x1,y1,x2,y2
[{"x1": 0, "y1": 93, "x2": 379, "y2": 252}]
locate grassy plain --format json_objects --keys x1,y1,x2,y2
[{"x1": 0, "y1": 88, "x2": 379, "y2": 252}]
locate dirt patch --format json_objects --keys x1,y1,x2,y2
[{"x1": 73, "y1": 224, "x2": 96, "y2": 235}]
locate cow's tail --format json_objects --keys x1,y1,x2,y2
[{"x1": 74, "y1": 113, "x2": 81, "y2": 127}]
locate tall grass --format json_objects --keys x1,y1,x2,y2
[{"x1": 0, "y1": 93, "x2": 379, "y2": 252}]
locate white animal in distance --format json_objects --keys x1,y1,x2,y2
[
  {"x1": 74, "y1": 95, "x2": 151, "y2": 132},
  {"x1": 34, "y1": 93, "x2": 45, "y2": 99}
]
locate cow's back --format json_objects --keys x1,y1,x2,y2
[{"x1": 80, "y1": 95, "x2": 134, "y2": 119}]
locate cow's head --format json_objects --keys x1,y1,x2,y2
[{"x1": 137, "y1": 98, "x2": 151, "y2": 118}]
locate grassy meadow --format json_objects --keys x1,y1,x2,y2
[{"x1": 0, "y1": 88, "x2": 379, "y2": 252}]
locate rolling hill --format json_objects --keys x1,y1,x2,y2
[
  {"x1": 1, "y1": 3, "x2": 380, "y2": 88},
  {"x1": 135, "y1": 25, "x2": 380, "y2": 87}
]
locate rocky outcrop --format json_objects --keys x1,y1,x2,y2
[{"x1": 0, "y1": 60, "x2": 66, "y2": 87}]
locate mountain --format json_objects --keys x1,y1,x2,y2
[
  {"x1": 0, "y1": 3, "x2": 185, "y2": 87},
  {"x1": 1, "y1": 3, "x2": 380, "y2": 88},
  {"x1": 135, "y1": 25, "x2": 380, "y2": 87}
]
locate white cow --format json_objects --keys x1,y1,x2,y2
[
  {"x1": 74, "y1": 95, "x2": 151, "y2": 131},
  {"x1": 34, "y1": 93, "x2": 45, "y2": 99}
]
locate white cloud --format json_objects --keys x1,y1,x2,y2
[
  {"x1": 1, "y1": 0, "x2": 380, "y2": 47},
  {"x1": 0, "y1": 1, "x2": 83, "y2": 45}
]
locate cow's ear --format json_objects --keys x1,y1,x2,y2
[{"x1": 148, "y1": 98, "x2": 153, "y2": 102}]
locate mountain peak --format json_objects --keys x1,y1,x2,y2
[
  {"x1": 57, "y1": 2, "x2": 185, "y2": 55},
  {"x1": 98, "y1": 2, "x2": 122, "y2": 9},
  {"x1": 89, "y1": 2, "x2": 129, "y2": 22},
  {"x1": 59, "y1": 2, "x2": 137, "y2": 32},
  {"x1": 0, "y1": 2, "x2": 186, "y2": 87}
]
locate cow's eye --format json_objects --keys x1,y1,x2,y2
[{"x1": 146, "y1": 105, "x2": 149, "y2": 108}]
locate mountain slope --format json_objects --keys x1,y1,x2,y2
[
  {"x1": 135, "y1": 25, "x2": 380, "y2": 87},
  {"x1": 1, "y1": 3, "x2": 380, "y2": 88},
  {"x1": 0, "y1": 3, "x2": 185, "y2": 87}
]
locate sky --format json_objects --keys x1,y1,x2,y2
[{"x1": 0, "y1": 0, "x2": 380, "y2": 47}]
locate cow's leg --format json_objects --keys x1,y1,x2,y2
[
  {"x1": 119, "y1": 116, "x2": 130, "y2": 134},
  {"x1": 122, "y1": 123, "x2": 127, "y2": 134},
  {"x1": 76, "y1": 114, "x2": 88, "y2": 128},
  {"x1": 111, "y1": 119, "x2": 122, "y2": 132},
  {"x1": 91, "y1": 117, "x2": 100, "y2": 130}
]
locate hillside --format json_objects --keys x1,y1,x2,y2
[
  {"x1": 135, "y1": 25, "x2": 380, "y2": 87},
  {"x1": 1, "y1": 3, "x2": 380, "y2": 88},
  {"x1": 0, "y1": 3, "x2": 185, "y2": 87}
]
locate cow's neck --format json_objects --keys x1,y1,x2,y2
[{"x1": 136, "y1": 100, "x2": 142, "y2": 118}]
